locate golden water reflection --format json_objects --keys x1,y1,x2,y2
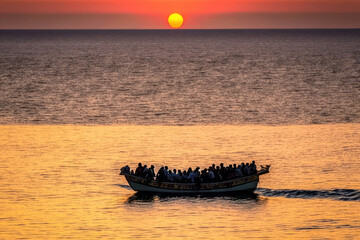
[{"x1": 0, "y1": 124, "x2": 359, "y2": 239}]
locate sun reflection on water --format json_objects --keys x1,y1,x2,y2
[{"x1": 0, "y1": 124, "x2": 359, "y2": 239}]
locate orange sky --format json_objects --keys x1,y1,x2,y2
[{"x1": 0, "y1": 0, "x2": 359, "y2": 29}]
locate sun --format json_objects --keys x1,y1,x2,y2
[{"x1": 168, "y1": 13, "x2": 183, "y2": 29}]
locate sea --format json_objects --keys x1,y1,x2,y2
[{"x1": 0, "y1": 29, "x2": 359, "y2": 239}]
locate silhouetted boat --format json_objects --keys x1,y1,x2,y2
[{"x1": 120, "y1": 165, "x2": 270, "y2": 193}]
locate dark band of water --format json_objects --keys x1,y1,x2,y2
[{"x1": 257, "y1": 188, "x2": 360, "y2": 202}]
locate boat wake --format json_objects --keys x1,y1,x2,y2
[
  {"x1": 256, "y1": 188, "x2": 360, "y2": 202},
  {"x1": 116, "y1": 184, "x2": 132, "y2": 190}
]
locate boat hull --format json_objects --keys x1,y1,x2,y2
[
  {"x1": 128, "y1": 179, "x2": 258, "y2": 193},
  {"x1": 124, "y1": 173, "x2": 260, "y2": 193}
]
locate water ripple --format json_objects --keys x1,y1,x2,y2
[
  {"x1": 1, "y1": 30, "x2": 359, "y2": 125},
  {"x1": 257, "y1": 188, "x2": 360, "y2": 202}
]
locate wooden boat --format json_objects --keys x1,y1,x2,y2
[{"x1": 120, "y1": 165, "x2": 270, "y2": 194}]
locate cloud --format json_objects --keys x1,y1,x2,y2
[
  {"x1": 0, "y1": 13, "x2": 154, "y2": 29},
  {"x1": 190, "y1": 12, "x2": 360, "y2": 29},
  {"x1": 1, "y1": 1, "x2": 359, "y2": 14},
  {"x1": 1, "y1": 12, "x2": 359, "y2": 29}
]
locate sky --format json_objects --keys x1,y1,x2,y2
[{"x1": 0, "y1": 0, "x2": 359, "y2": 29}]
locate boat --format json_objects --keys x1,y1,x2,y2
[{"x1": 120, "y1": 165, "x2": 270, "y2": 194}]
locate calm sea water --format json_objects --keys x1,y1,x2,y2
[
  {"x1": 0, "y1": 30, "x2": 359, "y2": 239},
  {"x1": 0, "y1": 29, "x2": 359, "y2": 125}
]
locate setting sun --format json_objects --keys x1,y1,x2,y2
[{"x1": 168, "y1": 13, "x2": 183, "y2": 29}]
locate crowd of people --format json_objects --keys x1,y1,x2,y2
[{"x1": 121, "y1": 161, "x2": 257, "y2": 183}]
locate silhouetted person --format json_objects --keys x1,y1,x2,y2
[
  {"x1": 176, "y1": 169, "x2": 182, "y2": 182},
  {"x1": 220, "y1": 163, "x2": 227, "y2": 180},
  {"x1": 156, "y1": 166, "x2": 165, "y2": 181},
  {"x1": 145, "y1": 165, "x2": 155, "y2": 180},
  {"x1": 188, "y1": 170, "x2": 197, "y2": 183},
  {"x1": 241, "y1": 163, "x2": 245, "y2": 175},
  {"x1": 245, "y1": 163, "x2": 251, "y2": 175},
  {"x1": 200, "y1": 169, "x2": 209, "y2": 182},
  {"x1": 251, "y1": 161, "x2": 257, "y2": 174},
  {"x1": 208, "y1": 167, "x2": 215, "y2": 182},
  {"x1": 135, "y1": 163, "x2": 143, "y2": 176},
  {"x1": 164, "y1": 166, "x2": 169, "y2": 177},
  {"x1": 235, "y1": 165, "x2": 243, "y2": 178},
  {"x1": 194, "y1": 168, "x2": 201, "y2": 188},
  {"x1": 167, "y1": 170, "x2": 176, "y2": 182},
  {"x1": 120, "y1": 165, "x2": 130, "y2": 174},
  {"x1": 182, "y1": 170, "x2": 188, "y2": 182},
  {"x1": 215, "y1": 166, "x2": 222, "y2": 182},
  {"x1": 142, "y1": 164, "x2": 148, "y2": 177}
]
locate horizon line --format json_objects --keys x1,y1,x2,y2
[{"x1": 1, "y1": 28, "x2": 360, "y2": 30}]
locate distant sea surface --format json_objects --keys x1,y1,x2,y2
[
  {"x1": 0, "y1": 29, "x2": 359, "y2": 125},
  {"x1": 0, "y1": 30, "x2": 359, "y2": 239}
]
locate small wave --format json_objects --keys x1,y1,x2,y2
[
  {"x1": 115, "y1": 184, "x2": 132, "y2": 190},
  {"x1": 256, "y1": 188, "x2": 360, "y2": 202}
]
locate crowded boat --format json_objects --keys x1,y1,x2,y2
[{"x1": 120, "y1": 161, "x2": 258, "y2": 183}]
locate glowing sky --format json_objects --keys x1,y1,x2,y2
[{"x1": 0, "y1": 0, "x2": 359, "y2": 29}]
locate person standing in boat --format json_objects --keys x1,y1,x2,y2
[
  {"x1": 188, "y1": 169, "x2": 197, "y2": 183},
  {"x1": 164, "y1": 166, "x2": 169, "y2": 178},
  {"x1": 240, "y1": 163, "x2": 245, "y2": 175},
  {"x1": 182, "y1": 170, "x2": 188, "y2": 182},
  {"x1": 215, "y1": 166, "x2": 222, "y2": 182},
  {"x1": 145, "y1": 165, "x2": 155, "y2": 180},
  {"x1": 250, "y1": 161, "x2": 257, "y2": 174},
  {"x1": 142, "y1": 165, "x2": 148, "y2": 177},
  {"x1": 172, "y1": 169, "x2": 177, "y2": 182},
  {"x1": 194, "y1": 167, "x2": 201, "y2": 188},
  {"x1": 220, "y1": 163, "x2": 227, "y2": 180},
  {"x1": 228, "y1": 165, "x2": 235, "y2": 179},
  {"x1": 208, "y1": 167, "x2": 215, "y2": 182},
  {"x1": 235, "y1": 165, "x2": 243, "y2": 178},
  {"x1": 135, "y1": 163, "x2": 143, "y2": 176},
  {"x1": 176, "y1": 170, "x2": 183, "y2": 182},
  {"x1": 200, "y1": 169, "x2": 209, "y2": 182},
  {"x1": 156, "y1": 166, "x2": 165, "y2": 181},
  {"x1": 167, "y1": 170, "x2": 176, "y2": 182},
  {"x1": 150, "y1": 165, "x2": 155, "y2": 178},
  {"x1": 245, "y1": 163, "x2": 251, "y2": 175},
  {"x1": 173, "y1": 169, "x2": 177, "y2": 180}
]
